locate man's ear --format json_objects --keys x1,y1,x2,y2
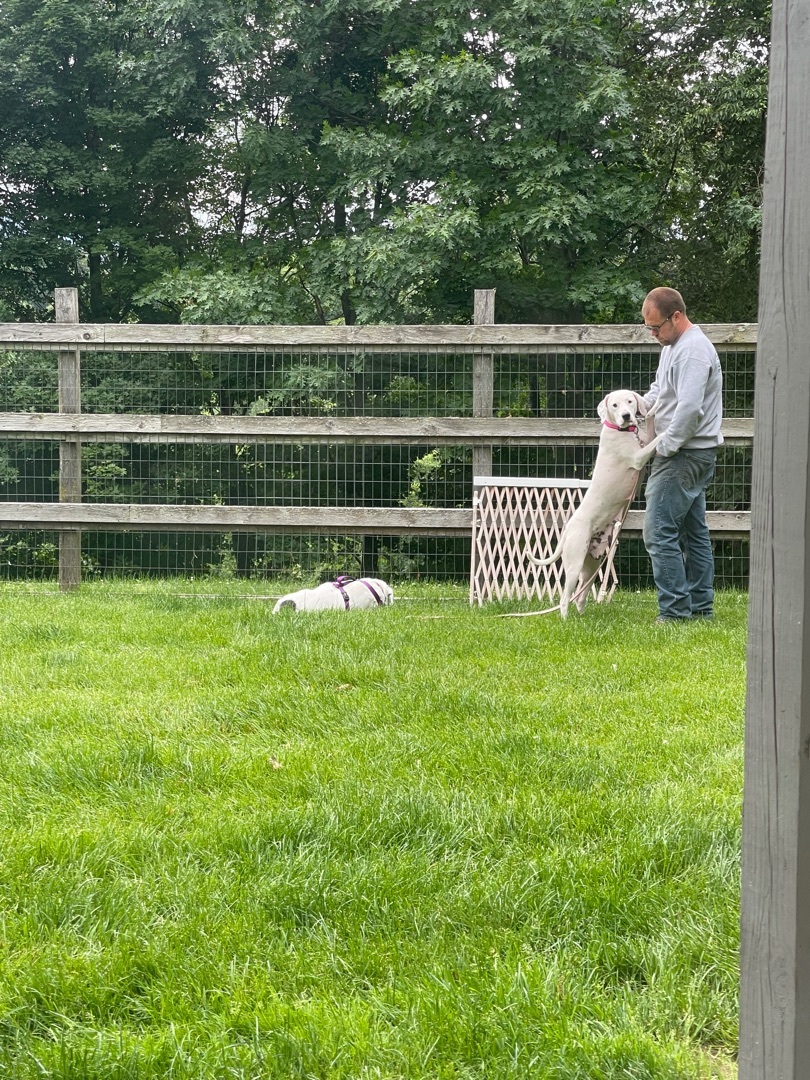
[{"x1": 596, "y1": 395, "x2": 608, "y2": 422}]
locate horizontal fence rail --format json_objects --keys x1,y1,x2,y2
[
  {"x1": 0, "y1": 292, "x2": 756, "y2": 588},
  {"x1": 0, "y1": 413, "x2": 755, "y2": 445},
  {"x1": 0, "y1": 503, "x2": 750, "y2": 538},
  {"x1": 0, "y1": 322, "x2": 758, "y2": 348}
]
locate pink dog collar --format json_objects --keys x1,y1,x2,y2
[{"x1": 603, "y1": 420, "x2": 638, "y2": 433}]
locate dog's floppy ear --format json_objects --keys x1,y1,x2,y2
[
  {"x1": 596, "y1": 395, "x2": 609, "y2": 422},
  {"x1": 633, "y1": 392, "x2": 649, "y2": 418}
]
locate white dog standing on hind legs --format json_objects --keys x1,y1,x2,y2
[{"x1": 527, "y1": 390, "x2": 661, "y2": 618}]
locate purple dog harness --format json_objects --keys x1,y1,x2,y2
[{"x1": 331, "y1": 575, "x2": 386, "y2": 609}]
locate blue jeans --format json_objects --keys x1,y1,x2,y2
[{"x1": 642, "y1": 449, "x2": 717, "y2": 620}]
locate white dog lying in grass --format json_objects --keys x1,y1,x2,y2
[{"x1": 272, "y1": 576, "x2": 394, "y2": 613}]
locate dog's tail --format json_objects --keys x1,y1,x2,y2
[{"x1": 525, "y1": 536, "x2": 565, "y2": 568}]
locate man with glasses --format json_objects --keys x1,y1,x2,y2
[{"x1": 640, "y1": 287, "x2": 724, "y2": 624}]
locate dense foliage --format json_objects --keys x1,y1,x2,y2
[{"x1": 0, "y1": 0, "x2": 769, "y2": 325}]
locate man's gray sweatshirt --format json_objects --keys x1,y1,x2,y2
[{"x1": 644, "y1": 325, "x2": 723, "y2": 457}]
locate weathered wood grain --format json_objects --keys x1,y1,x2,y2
[
  {"x1": 0, "y1": 503, "x2": 472, "y2": 535},
  {"x1": 473, "y1": 289, "x2": 496, "y2": 325},
  {"x1": 0, "y1": 321, "x2": 758, "y2": 349},
  {"x1": 54, "y1": 288, "x2": 79, "y2": 327},
  {"x1": 55, "y1": 287, "x2": 81, "y2": 591},
  {"x1": 472, "y1": 290, "x2": 496, "y2": 478},
  {"x1": 0, "y1": 502, "x2": 750, "y2": 536},
  {"x1": 739, "y1": 2, "x2": 810, "y2": 1077},
  {"x1": 0, "y1": 412, "x2": 755, "y2": 446}
]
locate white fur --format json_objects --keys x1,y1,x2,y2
[
  {"x1": 527, "y1": 390, "x2": 661, "y2": 618},
  {"x1": 272, "y1": 577, "x2": 393, "y2": 613}
]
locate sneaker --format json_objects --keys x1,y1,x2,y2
[
  {"x1": 654, "y1": 615, "x2": 690, "y2": 625},
  {"x1": 692, "y1": 611, "x2": 714, "y2": 620}
]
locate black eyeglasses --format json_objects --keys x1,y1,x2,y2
[{"x1": 644, "y1": 314, "x2": 672, "y2": 334}]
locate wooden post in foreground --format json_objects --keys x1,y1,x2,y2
[
  {"x1": 56, "y1": 288, "x2": 82, "y2": 591},
  {"x1": 739, "y1": 2, "x2": 810, "y2": 1077},
  {"x1": 472, "y1": 289, "x2": 495, "y2": 479}
]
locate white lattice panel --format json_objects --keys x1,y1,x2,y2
[{"x1": 469, "y1": 477, "x2": 621, "y2": 606}]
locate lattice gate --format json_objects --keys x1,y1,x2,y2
[{"x1": 469, "y1": 476, "x2": 621, "y2": 606}]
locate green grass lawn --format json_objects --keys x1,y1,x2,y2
[{"x1": 0, "y1": 581, "x2": 746, "y2": 1079}]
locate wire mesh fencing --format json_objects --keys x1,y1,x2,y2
[{"x1": 0, "y1": 332, "x2": 755, "y2": 589}]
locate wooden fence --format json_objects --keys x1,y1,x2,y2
[{"x1": 0, "y1": 289, "x2": 756, "y2": 589}]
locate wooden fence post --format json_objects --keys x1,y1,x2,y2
[
  {"x1": 56, "y1": 287, "x2": 81, "y2": 591},
  {"x1": 472, "y1": 290, "x2": 495, "y2": 479},
  {"x1": 739, "y1": 1, "x2": 810, "y2": 1076}
]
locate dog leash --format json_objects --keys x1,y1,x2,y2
[
  {"x1": 496, "y1": 479, "x2": 640, "y2": 619},
  {"x1": 496, "y1": 407, "x2": 658, "y2": 620}
]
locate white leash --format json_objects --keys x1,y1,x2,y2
[{"x1": 495, "y1": 481, "x2": 638, "y2": 620}]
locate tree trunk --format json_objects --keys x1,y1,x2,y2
[
  {"x1": 334, "y1": 200, "x2": 357, "y2": 325},
  {"x1": 88, "y1": 251, "x2": 103, "y2": 320}
]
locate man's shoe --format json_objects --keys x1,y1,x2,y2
[
  {"x1": 654, "y1": 615, "x2": 690, "y2": 625},
  {"x1": 692, "y1": 610, "x2": 714, "y2": 620}
]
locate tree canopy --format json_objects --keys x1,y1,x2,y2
[{"x1": 0, "y1": 0, "x2": 769, "y2": 324}]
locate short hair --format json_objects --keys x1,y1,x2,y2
[{"x1": 644, "y1": 287, "x2": 686, "y2": 318}]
